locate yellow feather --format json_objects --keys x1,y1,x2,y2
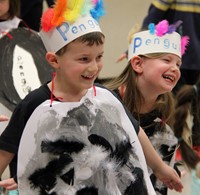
[{"x1": 64, "y1": 0, "x2": 85, "y2": 23}]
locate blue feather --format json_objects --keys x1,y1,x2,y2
[
  {"x1": 148, "y1": 23, "x2": 155, "y2": 35},
  {"x1": 90, "y1": 0, "x2": 105, "y2": 21}
]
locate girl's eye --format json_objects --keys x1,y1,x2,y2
[{"x1": 163, "y1": 58, "x2": 170, "y2": 62}]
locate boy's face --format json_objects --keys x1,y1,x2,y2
[
  {"x1": 0, "y1": 0, "x2": 9, "y2": 20},
  {"x1": 53, "y1": 40, "x2": 104, "y2": 92}
]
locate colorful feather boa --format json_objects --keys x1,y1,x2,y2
[{"x1": 41, "y1": 0, "x2": 105, "y2": 32}]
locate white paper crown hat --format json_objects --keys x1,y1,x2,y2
[
  {"x1": 128, "y1": 20, "x2": 189, "y2": 61},
  {"x1": 39, "y1": 0, "x2": 105, "y2": 53}
]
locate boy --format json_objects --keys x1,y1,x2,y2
[{"x1": 0, "y1": 0, "x2": 183, "y2": 194}]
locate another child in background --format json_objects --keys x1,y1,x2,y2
[
  {"x1": 0, "y1": 0, "x2": 22, "y2": 37},
  {"x1": 0, "y1": 1, "x2": 183, "y2": 194},
  {"x1": 173, "y1": 78, "x2": 200, "y2": 195},
  {"x1": 0, "y1": 1, "x2": 52, "y2": 195},
  {"x1": 0, "y1": 1, "x2": 21, "y2": 194},
  {"x1": 20, "y1": 0, "x2": 55, "y2": 31},
  {"x1": 105, "y1": 20, "x2": 189, "y2": 195}
]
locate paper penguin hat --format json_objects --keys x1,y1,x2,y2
[
  {"x1": 128, "y1": 20, "x2": 189, "y2": 61},
  {"x1": 40, "y1": 0, "x2": 105, "y2": 53}
]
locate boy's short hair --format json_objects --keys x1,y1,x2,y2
[
  {"x1": 56, "y1": 32, "x2": 105, "y2": 56},
  {"x1": 9, "y1": 0, "x2": 20, "y2": 19}
]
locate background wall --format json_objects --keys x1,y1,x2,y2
[{"x1": 99, "y1": 0, "x2": 151, "y2": 78}]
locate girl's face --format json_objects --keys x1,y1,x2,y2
[
  {"x1": 133, "y1": 54, "x2": 181, "y2": 95},
  {"x1": 0, "y1": 0, "x2": 9, "y2": 20},
  {"x1": 50, "y1": 40, "x2": 104, "y2": 95}
]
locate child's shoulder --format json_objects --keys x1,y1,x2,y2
[
  {"x1": 25, "y1": 83, "x2": 49, "y2": 98},
  {"x1": 19, "y1": 83, "x2": 50, "y2": 109},
  {"x1": 95, "y1": 83, "x2": 121, "y2": 99}
]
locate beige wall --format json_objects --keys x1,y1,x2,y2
[{"x1": 99, "y1": 0, "x2": 151, "y2": 78}]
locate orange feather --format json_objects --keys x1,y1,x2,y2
[{"x1": 51, "y1": 0, "x2": 68, "y2": 27}]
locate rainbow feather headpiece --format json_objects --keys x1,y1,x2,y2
[
  {"x1": 128, "y1": 20, "x2": 189, "y2": 61},
  {"x1": 40, "y1": 0, "x2": 105, "y2": 52}
]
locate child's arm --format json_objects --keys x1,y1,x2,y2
[
  {"x1": 138, "y1": 128, "x2": 183, "y2": 192},
  {"x1": 0, "y1": 115, "x2": 9, "y2": 122},
  {"x1": 0, "y1": 178, "x2": 17, "y2": 190},
  {"x1": 0, "y1": 150, "x2": 16, "y2": 190},
  {"x1": 0, "y1": 150, "x2": 14, "y2": 178}
]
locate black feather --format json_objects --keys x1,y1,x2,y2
[
  {"x1": 60, "y1": 168, "x2": 74, "y2": 185},
  {"x1": 76, "y1": 186, "x2": 98, "y2": 195},
  {"x1": 41, "y1": 139, "x2": 85, "y2": 155},
  {"x1": 112, "y1": 140, "x2": 132, "y2": 165},
  {"x1": 88, "y1": 134, "x2": 113, "y2": 152}
]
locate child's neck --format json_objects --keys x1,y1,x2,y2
[
  {"x1": 48, "y1": 82, "x2": 88, "y2": 102},
  {"x1": 0, "y1": 14, "x2": 10, "y2": 21},
  {"x1": 139, "y1": 90, "x2": 158, "y2": 113},
  {"x1": 139, "y1": 100, "x2": 155, "y2": 113},
  {"x1": 120, "y1": 84, "x2": 157, "y2": 113}
]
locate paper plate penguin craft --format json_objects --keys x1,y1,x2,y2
[
  {"x1": 18, "y1": 88, "x2": 152, "y2": 195},
  {"x1": 0, "y1": 27, "x2": 54, "y2": 111}
]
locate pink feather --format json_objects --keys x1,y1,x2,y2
[
  {"x1": 181, "y1": 36, "x2": 190, "y2": 55},
  {"x1": 155, "y1": 20, "x2": 169, "y2": 37},
  {"x1": 93, "y1": 0, "x2": 98, "y2": 4}
]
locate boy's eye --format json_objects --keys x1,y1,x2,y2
[
  {"x1": 79, "y1": 57, "x2": 88, "y2": 61},
  {"x1": 97, "y1": 55, "x2": 103, "y2": 60}
]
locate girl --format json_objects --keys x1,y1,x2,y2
[
  {"x1": 0, "y1": 0, "x2": 22, "y2": 36},
  {"x1": 105, "y1": 20, "x2": 189, "y2": 195}
]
